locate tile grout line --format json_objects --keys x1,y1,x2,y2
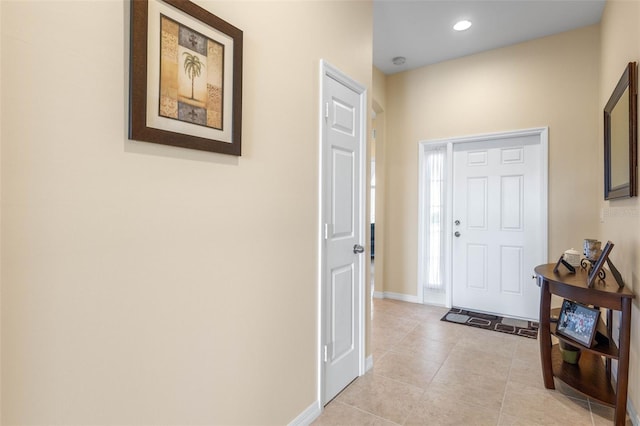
[
  {"x1": 373, "y1": 317, "x2": 427, "y2": 425},
  {"x1": 384, "y1": 313, "x2": 436, "y2": 425},
  {"x1": 497, "y1": 341, "x2": 517, "y2": 426},
  {"x1": 586, "y1": 398, "x2": 596, "y2": 426},
  {"x1": 332, "y1": 400, "x2": 403, "y2": 426},
  {"x1": 400, "y1": 323, "x2": 458, "y2": 425},
  {"x1": 337, "y1": 370, "x2": 425, "y2": 425}
]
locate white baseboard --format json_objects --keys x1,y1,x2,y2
[
  {"x1": 373, "y1": 291, "x2": 421, "y2": 304},
  {"x1": 609, "y1": 363, "x2": 638, "y2": 425},
  {"x1": 365, "y1": 355, "x2": 373, "y2": 372},
  {"x1": 627, "y1": 398, "x2": 639, "y2": 426},
  {"x1": 288, "y1": 400, "x2": 321, "y2": 426}
]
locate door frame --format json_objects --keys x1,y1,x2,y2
[
  {"x1": 418, "y1": 127, "x2": 548, "y2": 308},
  {"x1": 317, "y1": 60, "x2": 367, "y2": 406}
]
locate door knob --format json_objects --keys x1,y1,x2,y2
[
  {"x1": 454, "y1": 231, "x2": 461, "y2": 237},
  {"x1": 353, "y1": 244, "x2": 365, "y2": 254}
]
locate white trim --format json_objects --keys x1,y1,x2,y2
[
  {"x1": 316, "y1": 60, "x2": 325, "y2": 413},
  {"x1": 323, "y1": 60, "x2": 367, "y2": 97},
  {"x1": 610, "y1": 363, "x2": 639, "y2": 425},
  {"x1": 287, "y1": 400, "x2": 321, "y2": 426},
  {"x1": 539, "y1": 128, "x2": 549, "y2": 274},
  {"x1": 374, "y1": 291, "x2": 422, "y2": 304},
  {"x1": 445, "y1": 143, "x2": 454, "y2": 308},
  {"x1": 422, "y1": 126, "x2": 548, "y2": 146},
  {"x1": 423, "y1": 288, "x2": 447, "y2": 307},
  {"x1": 365, "y1": 355, "x2": 374, "y2": 372},
  {"x1": 418, "y1": 127, "x2": 549, "y2": 313},
  {"x1": 627, "y1": 398, "x2": 639, "y2": 426},
  {"x1": 318, "y1": 59, "x2": 367, "y2": 406}
]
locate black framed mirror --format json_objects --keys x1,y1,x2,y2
[{"x1": 604, "y1": 62, "x2": 637, "y2": 200}]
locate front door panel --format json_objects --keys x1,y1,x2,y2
[{"x1": 452, "y1": 136, "x2": 543, "y2": 320}]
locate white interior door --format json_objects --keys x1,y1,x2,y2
[
  {"x1": 320, "y1": 62, "x2": 365, "y2": 404},
  {"x1": 452, "y1": 134, "x2": 545, "y2": 320}
]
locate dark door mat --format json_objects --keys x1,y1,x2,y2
[{"x1": 441, "y1": 307, "x2": 539, "y2": 339}]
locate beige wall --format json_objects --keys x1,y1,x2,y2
[
  {"x1": 383, "y1": 25, "x2": 601, "y2": 297},
  {"x1": 0, "y1": 1, "x2": 372, "y2": 424},
  {"x1": 373, "y1": 66, "x2": 387, "y2": 111},
  {"x1": 599, "y1": 0, "x2": 640, "y2": 420},
  {"x1": 372, "y1": 67, "x2": 386, "y2": 295}
]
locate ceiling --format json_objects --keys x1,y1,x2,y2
[{"x1": 374, "y1": 0, "x2": 606, "y2": 75}]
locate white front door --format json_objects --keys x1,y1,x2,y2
[
  {"x1": 452, "y1": 133, "x2": 545, "y2": 320},
  {"x1": 320, "y1": 62, "x2": 366, "y2": 403}
]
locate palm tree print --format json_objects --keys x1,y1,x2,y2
[{"x1": 182, "y1": 52, "x2": 205, "y2": 100}]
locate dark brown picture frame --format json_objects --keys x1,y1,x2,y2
[
  {"x1": 604, "y1": 62, "x2": 637, "y2": 199},
  {"x1": 556, "y1": 299, "x2": 600, "y2": 348},
  {"x1": 129, "y1": 0, "x2": 243, "y2": 155},
  {"x1": 587, "y1": 240, "x2": 614, "y2": 288},
  {"x1": 553, "y1": 254, "x2": 575, "y2": 274}
]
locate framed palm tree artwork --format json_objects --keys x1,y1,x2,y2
[{"x1": 130, "y1": 0, "x2": 243, "y2": 155}]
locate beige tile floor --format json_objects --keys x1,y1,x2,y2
[{"x1": 313, "y1": 298, "x2": 628, "y2": 426}]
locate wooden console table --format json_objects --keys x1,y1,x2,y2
[{"x1": 535, "y1": 263, "x2": 635, "y2": 426}]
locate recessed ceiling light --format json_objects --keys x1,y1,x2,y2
[
  {"x1": 453, "y1": 20, "x2": 472, "y2": 31},
  {"x1": 392, "y1": 56, "x2": 406, "y2": 66}
]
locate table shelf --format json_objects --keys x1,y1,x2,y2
[
  {"x1": 550, "y1": 308, "x2": 619, "y2": 359},
  {"x1": 550, "y1": 344, "x2": 615, "y2": 406}
]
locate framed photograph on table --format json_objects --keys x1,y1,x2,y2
[
  {"x1": 556, "y1": 299, "x2": 600, "y2": 348},
  {"x1": 129, "y1": 0, "x2": 243, "y2": 155},
  {"x1": 587, "y1": 241, "x2": 614, "y2": 287}
]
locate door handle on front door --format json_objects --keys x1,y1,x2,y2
[
  {"x1": 353, "y1": 244, "x2": 365, "y2": 254},
  {"x1": 454, "y1": 231, "x2": 461, "y2": 237}
]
